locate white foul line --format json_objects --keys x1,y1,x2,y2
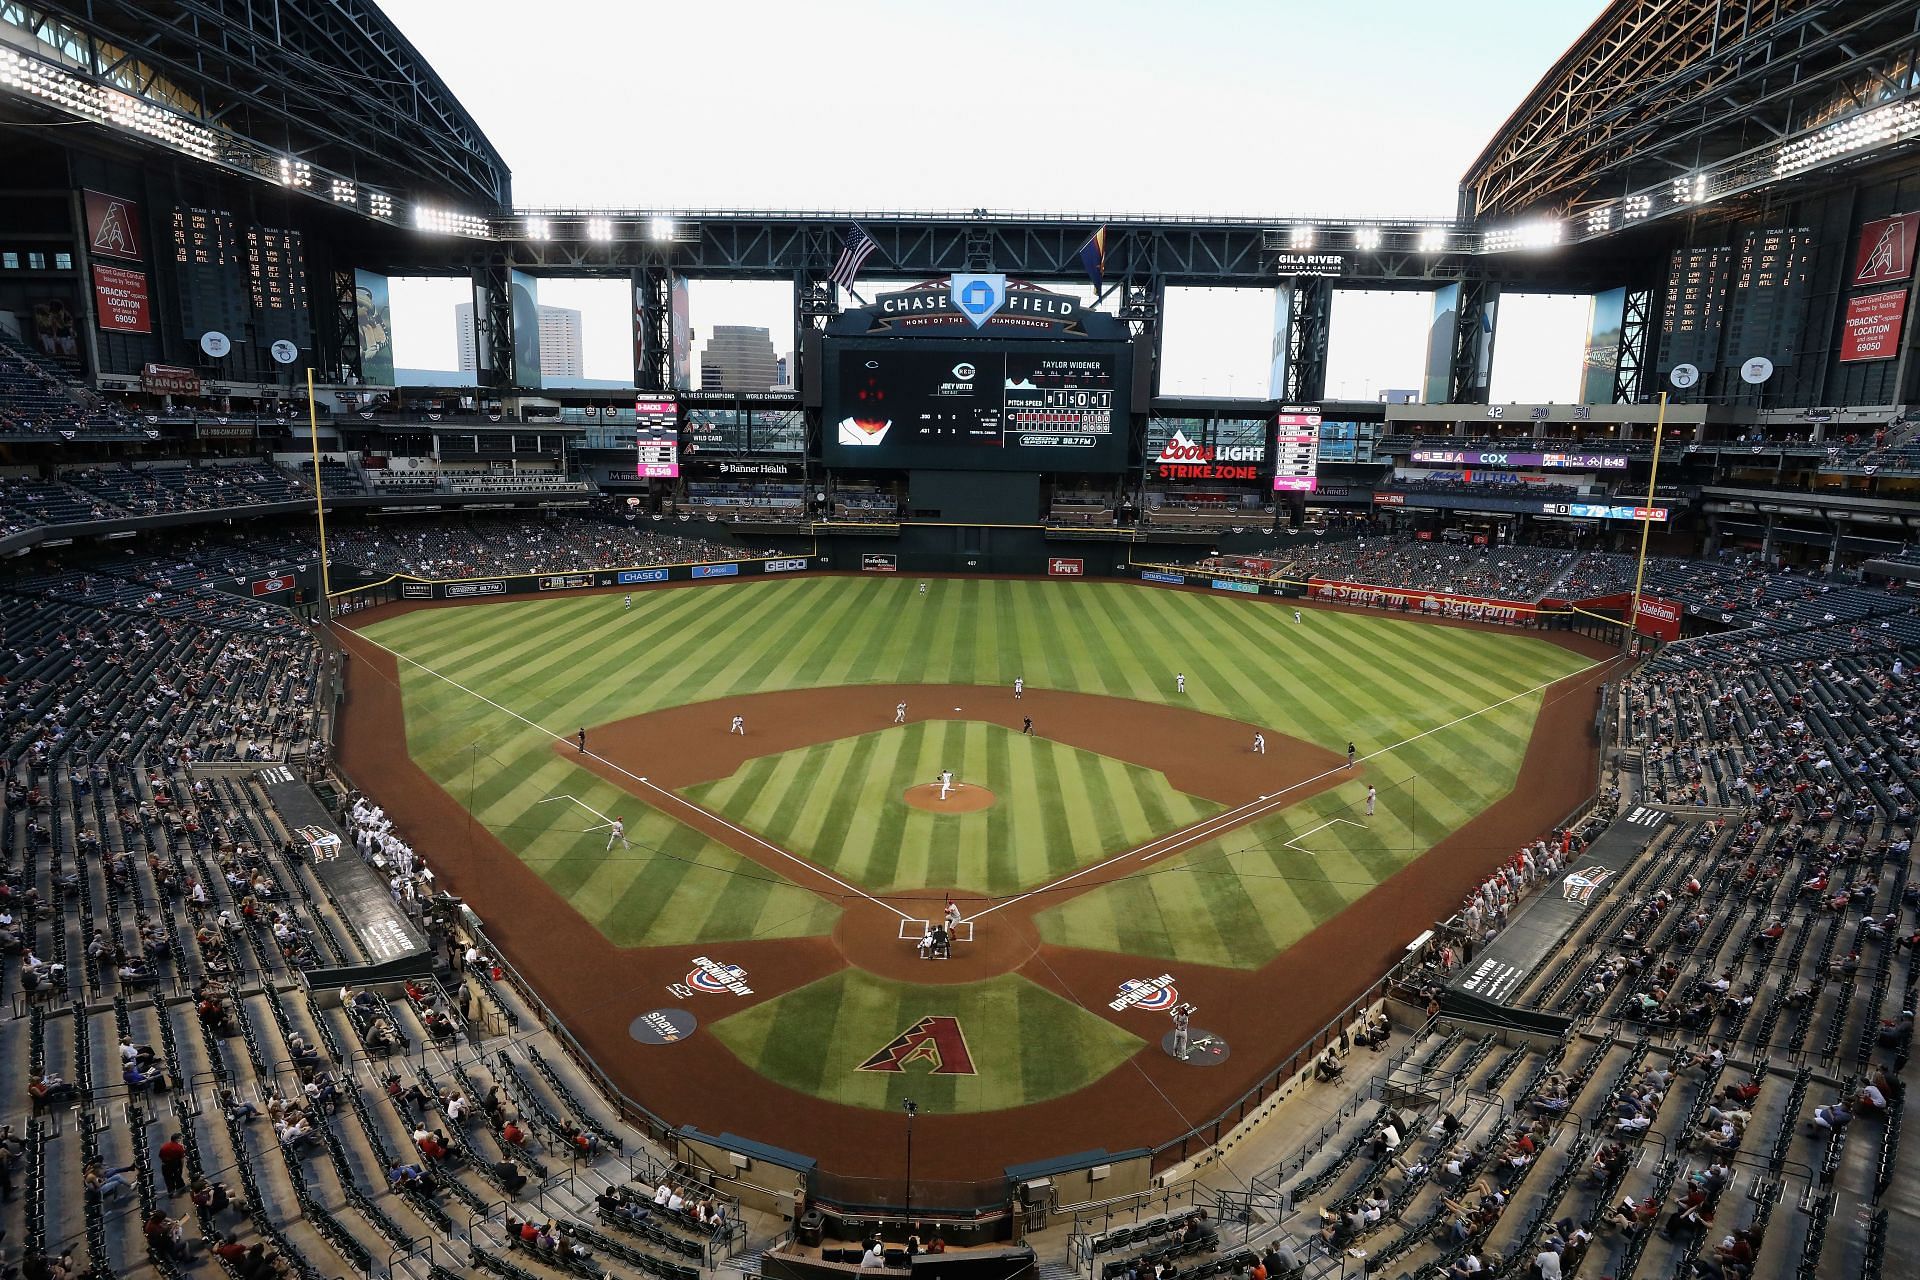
[
  {"x1": 346, "y1": 630, "x2": 912, "y2": 921},
  {"x1": 537, "y1": 793, "x2": 616, "y2": 831},
  {"x1": 971, "y1": 654, "x2": 1622, "y2": 920}
]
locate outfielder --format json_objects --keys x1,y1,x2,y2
[
  {"x1": 624, "y1": 594, "x2": 632, "y2": 610},
  {"x1": 605, "y1": 816, "x2": 630, "y2": 851},
  {"x1": 730, "y1": 715, "x2": 745, "y2": 735},
  {"x1": 1176, "y1": 672, "x2": 1186, "y2": 693},
  {"x1": 894, "y1": 702, "x2": 907, "y2": 724},
  {"x1": 1293, "y1": 610, "x2": 1302, "y2": 623}
]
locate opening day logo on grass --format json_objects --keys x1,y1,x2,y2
[
  {"x1": 856, "y1": 1016, "x2": 978, "y2": 1075},
  {"x1": 667, "y1": 955, "x2": 753, "y2": 998},
  {"x1": 1109, "y1": 975, "x2": 1179, "y2": 1012}
]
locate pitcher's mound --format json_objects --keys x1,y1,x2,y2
[{"x1": 902, "y1": 783, "x2": 996, "y2": 813}]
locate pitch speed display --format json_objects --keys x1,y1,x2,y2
[{"x1": 826, "y1": 341, "x2": 1130, "y2": 471}]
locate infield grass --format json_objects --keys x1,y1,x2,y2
[
  {"x1": 707, "y1": 969, "x2": 1145, "y2": 1112},
  {"x1": 686, "y1": 721, "x2": 1221, "y2": 896}
]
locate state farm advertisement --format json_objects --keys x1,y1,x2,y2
[
  {"x1": 1838, "y1": 289, "x2": 1908, "y2": 362},
  {"x1": 1153, "y1": 429, "x2": 1264, "y2": 482},
  {"x1": 1309, "y1": 578, "x2": 1534, "y2": 626},
  {"x1": 1632, "y1": 596, "x2": 1683, "y2": 641},
  {"x1": 92, "y1": 264, "x2": 151, "y2": 334}
]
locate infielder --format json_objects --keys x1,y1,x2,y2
[
  {"x1": 1253, "y1": 732, "x2": 1266, "y2": 755},
  {"x1": 1176, "y1": 672, "x2": 1186, "y2": 694},
  {"x1": 1013, "y1": 677, "x2": 1024, "y2": 699},
  {"x1": 729, "y1": 715, "x2": 745, "y2": 735},
  {"x1": 894, "y1": 702, "x2": 907, "y2": 724},
  {"x1": 605, "y1": 816, "x2": 630, "y2": 851},
  {"x1": 938, "y1": 770, "x2": 954, "y2": 801},
  {"x1": 1366, "y1": 785, "x2": 1377, "y2": 816}
]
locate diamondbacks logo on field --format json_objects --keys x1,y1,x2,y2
[
  {"x1": 856, "y1": 1016, "x2": 977, "y2": 1075},
  {"x1": 1109, "y1": 975, "x2": 1179, "y2": 1012},
  {"x1": 665, "y1": 955, "x2": 752, "y2": 999},
  {"x1": 1562, "y1": 866, "x2": 1613, "y2": 904}
]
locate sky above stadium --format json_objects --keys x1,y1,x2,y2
[
  {"x1": 382, "y1": 0, "x2": 1602, "y2": 218},
  {"x1": 378, "y1": 0, "x2": 1610, "y2": 400}
]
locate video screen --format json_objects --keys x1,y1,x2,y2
[{"x1": 825, "y1": 340, "x2": 1130, "y2": 471}]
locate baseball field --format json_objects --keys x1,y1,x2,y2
[{"x1": 338, "y1": 573, "x2": 1610, "y2": 1169}]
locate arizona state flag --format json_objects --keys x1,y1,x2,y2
[{"x1": 1079, "y1": 226, "x2": 1108, "y2": 289}]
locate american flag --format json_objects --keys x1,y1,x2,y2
[{"x1": 829, "y1": 223, "x2": 880, "y2": 293}]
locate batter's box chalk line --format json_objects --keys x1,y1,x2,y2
[
  {"x1": 1285, "y1": 817, "x2": 1368, "y2": 857},
  {"x1": 896, "y1": 918, "x2": 975, "y2": 942}
]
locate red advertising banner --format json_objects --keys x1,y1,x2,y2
[
  {"x1": 1046, "y1": 557, "x2": 1085, "y2": 577},
  {"x1": 84, "y1": 190, "x2": 143, "y2": 261},
  {"x1": 92, "y1": 264, "x2": 151, "y2": 334},
  {"x1": 1308, "y1": 578, "x2": 1536, "y2": 626},
  {"x1": 1838, "y1": 288, "x2": 1909, "y2": 363},
  {"x1": 1853, "y1": 213, "x2": 1919, "y2": 287},
  {"x1": 1632, "y1": 595, "x2": 1682, "y2": 641},
  {"x1": 251, "y1": 575, "x2": 296, "y2": 597},
  {"x1": 1372, "y1": 492, "x2": 1406, "y2": 506}
]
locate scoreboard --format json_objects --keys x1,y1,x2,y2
[
  {"x1": 634, "y1": 396, "x2": 680, "y2": 478},
  {"x1": 172, "y1": 205, "x2": 247, "y2": 340},
  {"x1": 1272, "y1": 406, "x2": 1321, "y2": 492},
  {"x1": 245, "y1": 226, "x2": 311, "y2": 347},
  {"x1": 1723, "y1": 227, "x2": 1815, "y2": 366},
  {"x1": 1658, "y1": 245, "x2": 1731, "y2": 372},
  {"x1": 824, "y1": 340, "x2": 1131, "y2": 471},
  {"x1": 170, "y1": 205, "x2": 313, "y2": 353}
]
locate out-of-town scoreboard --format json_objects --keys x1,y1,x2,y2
[
  {"x1": 635, "y1": 396, "x2": 680, "y2": 478},
  {"x1": 1272, "y1": 406, "x2": 1321, "y2": 492},
  {"x1": 1659, "y1": 245, "x2": 1731, "y2": 372}
]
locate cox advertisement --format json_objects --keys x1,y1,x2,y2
[{"x1": 1411, "y1": 449, "x2": 1629, "y2": 471}]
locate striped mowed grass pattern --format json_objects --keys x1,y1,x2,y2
[
  {"x1": 706, "y1": 969, "x2": 1145, "y2": 1113},
  {"x1": 1034, "y1": 682, "x2": 1548, "y2": 968},
  {"x1": 686, "y1": 721, "x2": 1221, "y2": 896},
  {"x1": 365, "y1": 578, "x2": 1591, "y2": 950}
]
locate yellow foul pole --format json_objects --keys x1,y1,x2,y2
[
  {"x1": 306, "y1": 369, "x2": 332, "y2": 610},
  {"x1": 1625, "y1": 391, "x2": 1669, "y2": 651}
]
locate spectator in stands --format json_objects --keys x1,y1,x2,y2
[
  {"x1": 1809, "y1": 1098, "x2": 1853, "y2": 1136},
  {"x1": 84, "y1": 1157, "x2": 136, "y2": 1203},
  {"x1": 497, "y1": 1159, "x2": 529, "y2": 1195},
  {"x1": 158, "y1": 1131, "x2": 188, "y2": 1195}
]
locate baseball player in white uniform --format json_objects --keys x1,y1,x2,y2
[
  {"x1": 944, "y1": 900, "x2": 962, "y2": 932},
  {"x1": 894, "y1": 702, "x2": 907, "y2": 724},
  {"x1": 729, "y1": 715, "x2": 745, "y2": 735},
  {"x1": 605, "y1": 817, "x2": 629, "y2": 851},
  {"x1": 938, "y1": 770, "x2": 954, "y2": 801},
  {"x1": 1176, "y1": 672, "x2": 1186, "y2": 693},
  {"x1": 1253, "y1": 732, "x2": 1267, "y2": 754},
  {"x1": 1013, "y1": 678, "x2": 1024, "y2": 699}
]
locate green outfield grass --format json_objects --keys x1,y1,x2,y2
[
  {"x1": 707, "y1": 969, "x2": 1144, "y2": 1112},
  {"x1": 363, "y1": 577, "x2": 1592, "y2": 959},
  {"x1": 685, "y1": 720, "x2": 1221, "y2": 896}
]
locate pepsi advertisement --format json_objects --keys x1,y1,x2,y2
[{"x1": 824, "y1": 339, "x2": 1131, "y2": 471}]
